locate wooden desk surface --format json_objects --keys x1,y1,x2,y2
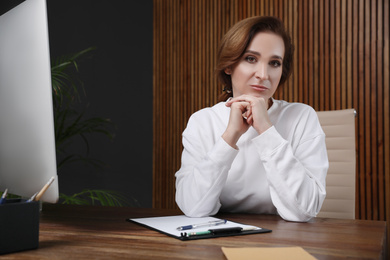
[{"x1": 2, "y1": 204, "x2": 387, "y2": 259}]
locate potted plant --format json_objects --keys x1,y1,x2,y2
[{"x1": 51, "y1": 47, "x2": 137, "y2": 207}]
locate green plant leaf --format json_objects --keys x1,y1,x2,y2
[
  {"x1": 51, "y1": 47, "x2": 135, "y2": 208},
  {"x1": 52, "y1": 47, "x2": 115, "y2": 171},
  {"x1": 59, "y1": 189, "x2": 139, "y2": 207}
]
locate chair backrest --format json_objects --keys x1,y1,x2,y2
[{"x1": 316, "y1": 109, "x2": 356, "y2": 219}]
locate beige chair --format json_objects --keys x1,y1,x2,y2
[{"x1": 316, "y1": 109, "x2": 356, "y2": 219}]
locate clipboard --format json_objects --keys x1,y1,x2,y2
[{"x1": 126, "y1": 215, "x2": 272, "y2": 241}]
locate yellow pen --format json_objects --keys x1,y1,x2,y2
[{"x1": 33, "y1": 177, "x2": 55, "y2": 201}]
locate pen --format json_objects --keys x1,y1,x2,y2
[
  {"x1": 176, "y1": 219, "x2": 227, "y2": 231},
  {"x1": 209, "y1": 227, "x2": 243, "y2": 235},
  {"x1": 241, "y1": 226, "x2": 261, "y2": 231},
  {"x1": 26, "y1": 192, "x2": 38, "y2": 202},
  {"x1": 186, "y1": 228, "x2": 243, "y2": 237},
  {"x1": 183, "y1": 226, "x2": 260, "y2": 237},
  {"x1": 185, "y1": 230, "x2": 212, "y2": 237},
  {"x1": 0, "y1": 188, "x2": 8, "y2": 204},
  {"x1": 33, "y1": 176, "x2": 55, "y2": 201}
]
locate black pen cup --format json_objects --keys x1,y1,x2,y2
[{"x1": 0, "y1": 199, "x2": 40, "y2": 254}]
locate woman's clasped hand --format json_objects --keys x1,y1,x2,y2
[{"x1": 223, "y1": 96, "x2": 272, "y2": 149}]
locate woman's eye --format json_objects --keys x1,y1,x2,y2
[
  {"x1": 245, "y1": 56, "x2": 257, "y2": 63},
  {"x1": 270, "y1": 60, "x2": 282, "y2": 67}
]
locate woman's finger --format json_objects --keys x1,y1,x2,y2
[
  {"x1": 246, "y1": 114, "x2": 253, "y2": 125},
  {"x1": 225, "y1": 95, "x2": 255, "y2": 106}
]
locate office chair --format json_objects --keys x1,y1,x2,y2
[{"x1": 316, "y1": 109, "x2": 356, "y2": 219}]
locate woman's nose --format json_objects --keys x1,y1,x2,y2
[{"x1": 255, "y1": 63, "x2": 269, "y2": 80}]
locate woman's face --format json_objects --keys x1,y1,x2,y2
[{"x1": 227, "y1": 32, "x2": 285, "y2": 100}]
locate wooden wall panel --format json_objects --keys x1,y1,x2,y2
[{"x1": 153, "y1": 0, "x2": 390, "y2": 228}]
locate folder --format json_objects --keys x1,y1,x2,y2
[{"x1": 127, "y1": 215, "x2": 271, "y2": 241}]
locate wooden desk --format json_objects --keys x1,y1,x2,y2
[{"x1": 2, "y1": 204, "x2": 387, "y2": 259}]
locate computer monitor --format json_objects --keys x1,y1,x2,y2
[{"x1": 0, "y1": 0, "x2": 59, "y2": 203}]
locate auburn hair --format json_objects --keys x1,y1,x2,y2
[{"x1": 216, "y1": 16, "x2": 294, "y2": 102}]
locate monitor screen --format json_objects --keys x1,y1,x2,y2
[{"x1": 0, "y1": 0, "x2": 58, "y2": 203}]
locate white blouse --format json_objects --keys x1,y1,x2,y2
[{"x1": 175, "y1": 99, "x2": 328, "y2": 222}]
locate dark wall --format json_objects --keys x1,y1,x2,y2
[{"x1": 46, "y1": 0, "x2": 153, "y2": 207}]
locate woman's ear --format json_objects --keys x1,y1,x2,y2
[{"x1": 224, "y1": 67, "x2": 232, "y2": 75}]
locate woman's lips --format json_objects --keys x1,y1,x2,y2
[{"x1": 251, "y1": 85, "x2": 268, "y2": 91}]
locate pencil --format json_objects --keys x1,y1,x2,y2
[{"x1": 33, "y1": 176, "x2": 55, "y2": 201}]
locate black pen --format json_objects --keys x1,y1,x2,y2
[
  {"x1": 209, "y1": 227, "x2": 243, "y2": 235},
  {"x1": 184, "y1": 226, "x2": 260, "y2": 237}
]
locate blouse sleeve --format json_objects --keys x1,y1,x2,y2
[
  {"x1": 253, "y1": 111, "x2": 328, "y2": 222},
  {"x1": 175, "y1": 115, "x2": 238, "y2": 217}
]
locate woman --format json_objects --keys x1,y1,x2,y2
[{"x1": 175, "y1": 16, "x2": 328, "y2": 222}]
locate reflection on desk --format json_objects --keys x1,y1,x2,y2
[{"x1": 3, "y1": 204, "x2": 387, "y2": 259}]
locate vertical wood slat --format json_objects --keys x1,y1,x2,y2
[
  {"x1": 377, "y1": 0, "x2": 385, "y2": 221},
  {"x1": 364, "y1": 0, "x2": 372, "y2": 221},
  {"x1": 370, "y1": 0, "x2": 378, "y2": 221},
  {"x1": 152, "y1": 0, "x2": 390, "y2": 237},
  {"x1": 384, "y1": 0, "x2": 390, "y2": 249},
  {"x1": 358, "y1": 0, "x2": 366, "y2": 219}
]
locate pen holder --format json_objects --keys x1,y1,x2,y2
[{"x1": 0, "y1": 199, "x2": 40, "y2": 254}]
